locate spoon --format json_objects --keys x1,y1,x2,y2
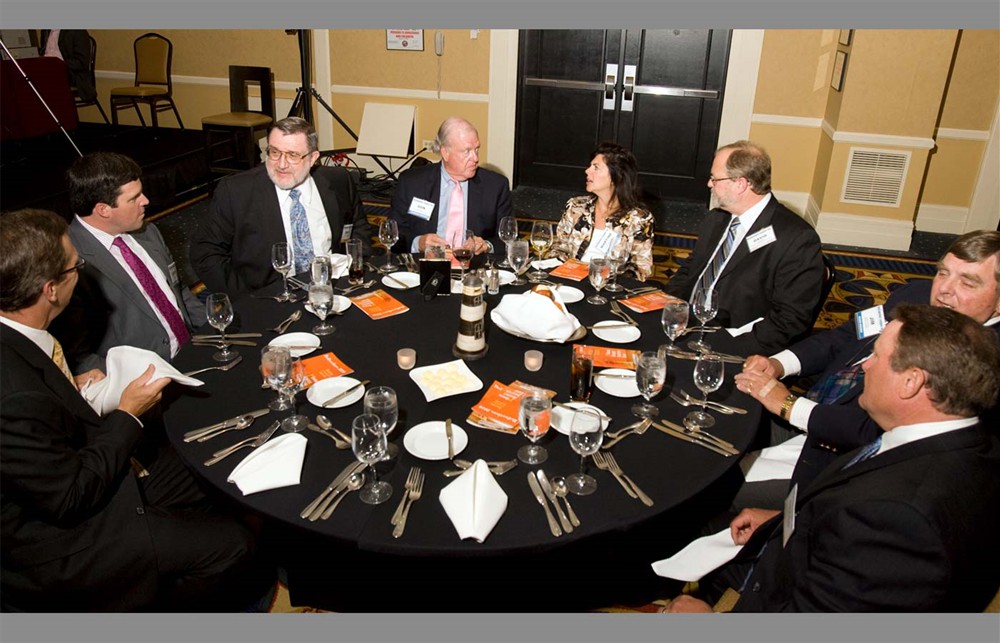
[
  {"x1": 319, "y1": 473, "x2": 365, "y2": 520},
  {"x1": 316, "y1": 415, "x2": 352, "y2": 443},
  {"x1": 270, "y1": 310, "x2": 302, "y2": 333},
  {"x1": 193, "y1": 414, "x2": 256, "y2": 442},
  {"x1": 306, "y1": 423, "x2": 350, "y2": 449},
  {"x1": 550, "y1": 476, "x2": 581, "y2": 527}
]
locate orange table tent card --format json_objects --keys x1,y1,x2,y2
[{"x1": 350, "y1": 289, "x2": 409, "y2": 320}]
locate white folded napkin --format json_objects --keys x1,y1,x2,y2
[
  {"x1": 725, "y1": 316, "x2": 764, "y2": 337},
  {"x1": 80, "y1": 345, "x2": 203, "y2": 416},
  {"x1": 740, "y1": 434, "x2": 806, "y2": 482},
  {"x1": 650, "y1": 529, "x2": 741, "y2": 581},
  {"x1": 530, "y1": 258, "x2": 563, "y2": 270},
  {"x1": 227, "y1": 432, "x2": 307, "y2": 495},
  {"x1": 439, "y1": 459, "x2": 508, "y2": 542},
  {"x1": 327, "y1": 253, "x2": 352, "y2": 279},
  {"x1": 491, "y1": 286, "x2": 582, "y2": 342}
]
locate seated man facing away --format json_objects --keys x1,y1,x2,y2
[
  {"x1": 1, "y1": 209, "x2": 261, "y2": 611},
  {"x1": 667, "y1": 304, "x2": 1000, "y2": 612}
]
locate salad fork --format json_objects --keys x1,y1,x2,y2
[
  {"x1": 391, "y1": 467, "x2": 420, "y2": 526},
  {"x1": 602, "y1": 452, "x2": 654, "y2": 506},
  {"x1": 392, "y1": 470, "x2": 424, "y2": 538},
  {"x1": 602, "y1": 419, "x2": 652, "y2": 449}
]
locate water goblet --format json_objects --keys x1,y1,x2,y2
[
  {"x1": 280, "y1": 358, "x2": 309, "y2": 433},
  {"x1": 566, "y1": 407, "x2": 604, "y2": 496},
  {"x1": 604, "y1": 239, "x2": 631, "y2": 293},
  {"x1": 449, "y1": 228, "x2": 474, "y2": 283},
  {"x1": 497, "y1": 215, "x2": 518, "y2": 268},
  {"x1": 271, "y1": 242, "x2": 297, "y2": 302},
  {"x1": 686, "y1": 287, "x2": 718, "y2": 353},
  {"x1": 660, "y1": 301, "x2": 690, "y2": 356},
  {"x1": 260, "y1": 345, "x2": 292, "y2": 411},
  {"x1": 685, "y1": 353, "x2": 724, "y2": 429},
  {"x1": 507, "y1": 239, "x2": 531, "y2": 286},
  {"x1": 378, "y1": 219, "x2": 400, "y2": 273},
  {"x1": 205, "y1": 293, "x2": 236, "y2": 362},
  {"x1": 586, "y1": 256, "x2": 610, "y2": 304},
  {"x1": 308, "y1": 283, "x2": 336, "y2": 336},
  {"x1": 310, "y1": 256, "x2": 332, "y2": 285},
  {"x1": 517, "y1": 392, "x2": 552, "y2": 465},
  {"x1": 363, "y1": 386, "x2": 399, "y2": 459},
  {"x1": 527, "y1": 221, "x2": 553, "y2": 282},
  {"x1": 352, "y1": 413, "x2": 392, "y2": 505},
  {"x1": 632, "y1": 350, "x2": 666, "y2": 418}
]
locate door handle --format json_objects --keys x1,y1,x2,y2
[
  {"x1": 604, "y1": 63, "x2": 618, "y2": 110},
  {"x1": 621, "y1": 64, "x2": 636, "y2": 112}
]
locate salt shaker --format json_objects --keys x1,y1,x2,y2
[{"x1": 487, "y1": 263, "x2": 500, "y2": 295}]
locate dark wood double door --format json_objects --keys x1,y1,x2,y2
[{"x1": 515, "y1": 29, "x2": 731, "y2": 203}]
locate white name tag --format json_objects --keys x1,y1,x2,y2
[
  {"x1": 339, "y1": 224, "x2": 353, "y2": 243},
  {"x1": 408, "y1": 198, "x2": 434, "y2": 221},
  {"x1": 782, "y1": 483, "x2": 798, "y2": 547},
  {"x1": 579, "y1": 228, "x2": 621, "y2": 263},
  {"x1": 745, "y1": 225, "x2": 777, "y2": 252},
  {"x1": 167, "y1": 262, "x2": 179, "y2": 286},
  {"x1": 854, "y1": 304, "x2": 887, "y2": 340}
]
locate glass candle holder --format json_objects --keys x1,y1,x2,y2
[
  {"x1": 397, "y1": 348, "x2": 416, "y2": 370},
  {"x1": 524, "y1": 350, "x2": 543, "y2": 372}
]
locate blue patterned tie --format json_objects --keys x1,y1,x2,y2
[
  {"x1": 698, "y1": 218, "x2": 740, "y2": 295},
  {"x1": 842, "y1": 435, "x2": 883, "y2": 469},
  {"x1": 805, "y1": 362, "x2": 865, "y2": 405},
  {"x1": 289, "y1": 188, "x2": 314, "y2": 274}
]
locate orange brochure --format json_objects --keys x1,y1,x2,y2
[
  {"x1": 300, "y1": 351, "x2": 354, "y2": 387},
  {"x1": 572, "y1": 344, "x2": 640, "y2": 370},
  {"x1": 548, "y1": 259, "x2": 589, "y2": 281},
  {"x1": 467, "y1": 381, "x2": 527, "y2": 434},
  {"x1": 350, "y1": 289, "x2": 409, "y2": 320},
  {"x1": 619, "y1": 290, "x2": 680, "y2": 313}
]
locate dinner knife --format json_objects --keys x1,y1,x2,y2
[
  {"x1": 191, "y1": 332, "x2": 263, "y2": 340},
  {"x1": 445, "y1": 418, "x2": 454, "y2": 460},
  {"x1": 385, "y1": 273, "x2": 414, "y2": 289},
  {"x1": 552, "y1": 401, "x2": 612, "y2": 422},
  {"x1": 536, "y1": 470, "x2": 574, "y2": 532},
  {"x1": 183, "y1": 408, "x2": 270, "y2": 440},
  {"x1": 527, "y1": 472, "x2": 562, "y2": 537},
  {"x1": 320, "y1": 379, "x2": 370, "y2": 408},
  {"x1": 592, "y1": 371, "x2": 636, "y2": 379},
  {"x1": 191, "y1": 339, "x2": 258, "y2": 347},
  {"x1": 658, "y1": 417, "x2": 738, "y2": 452},
  {"x1": 300, "y1": 460, "x2": 366, "y2": 519},
  {"x1": 650, "y1": 421, "x2": 735, "y2": 457}
]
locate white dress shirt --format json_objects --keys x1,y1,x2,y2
[{"x1": 274, "y1": 176, "x2": 333, "y2": 258}]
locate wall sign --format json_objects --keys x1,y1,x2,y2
[{"x1": 386, "y1": 29, "x2": 424, "y2": 51}]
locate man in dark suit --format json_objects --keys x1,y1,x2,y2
[
  {"x1": 733, "y1": 230, "x2": 1000, "y2": 506},
  {"x1": 190, "y1": 116, "x2": 373, "y2": 295},
  {"x1": 667, "y1": 304, "x2": 1000, "y2": 612},
  {"x1": 389, "y1": 117, "x2": 512, "y2": 255},
  {"x1": 665, "y1": 140, "x2": 825, "y2": 356},
  {"x1": 40, "y1": 29, "x2": 96, "y2": 102},
  {"x1": 1, "y1": 209, "x2": 257, "y2": 611},
  {"x1": 53, "y1": 152, "x2": 205, "y2": 374}
]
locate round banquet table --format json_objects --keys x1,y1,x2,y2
[{"x1": 163, "y1": 261, "x2": 762, "y2": 611}]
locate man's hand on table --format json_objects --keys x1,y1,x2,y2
[{"x1": 734, "y1": 355, "x2": 789, "y2": 416}]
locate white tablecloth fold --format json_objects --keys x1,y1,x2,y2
[
  {"x1": 439, "y1": 459, "x2": 508, "y2": 542},
  {"x1": 80, "y1": 345, "x2": 203, "y2": 416},
  {"x1": 226, "y1": 432, "x2": 307, "y2": 495}
]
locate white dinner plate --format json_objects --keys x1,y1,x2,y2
[
  {"x1": 553, "y1": 285, "x2": 584, "y2": 304},
  {"x1": 497, "y1": 270, "x2": 516, "y2": 286},
  {"x1": 551, "y1": 402, "x2": 612, "y2": 436},
  {"x1": 306, "y1": 376, "x2": 365, "y2": 409},
  {"x1": 382, "y1": 272, "x2": 420, "y2": 290},
  {"x1": 304, "y1": 295, "x2": 351, "y2": 316},
  {"x1": 409, "y1": 359, "x2": 484, "y2": 402},
  {"x1": 403, "y1": 421, "x2": 469, "y2": 460},
  {"x1": 593, "y1": 368, "x2": 641, "y2": 398},
  {"x1": 591, "y1": 320, "x2": 642, "y2": 344},
  {"x1": 268, "y1": 332, "x2": 321, "y2": 357}
]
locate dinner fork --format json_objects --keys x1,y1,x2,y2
[
  {"x1": 669, "y1": 391, "x2": 736, "y2": 415},
  {"x1": 268, "y1": 310, "x2": 302, "y2": 333},
  {"x1": 591, "y1": 451, "x2": 637, "y2": 499},
  {"x1": 610, "y1": 300, "x2": 638, "y2": 325},
  {"x1": 602, "y1": 452, "x2": 654, "y2": 507},
  {"x1": 602, "y1": 419, "x2": 652, "y2": 449},
  {"x1": 392, "y1": 470, "x2": 424, "y2": 538},
  {"x1": 391, "y1": 467, "x2": 420, "y2": 526}
]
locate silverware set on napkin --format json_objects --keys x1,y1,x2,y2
[{"x1": 203, "y1": 420, "x2": 281, "y2": 466}]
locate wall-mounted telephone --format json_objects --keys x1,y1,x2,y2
[{"x1": 435, "y1": 31, "x2": 445, "y2": 56}]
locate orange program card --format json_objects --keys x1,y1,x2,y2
[
  {"x1": 300, "y1": 351, "x2": 354, "y2": 388},
  {"x1": 572, "y1": 344, "x2": 639, "y2": 370},
  {"x1": 619, "y1": 290, "x2": 681, "y2": 313},
  {"x1": 468, "y1": 381, "x2": 528, "y2": 434},
  {"x1": 350, "y1": 289, "x2": 409, "y2": 320},
  {"x1": 548, "y1": 259, "x2": 589, "y2": 281}
]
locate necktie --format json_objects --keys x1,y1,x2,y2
[
  {"x1": 289, "y1": 188, "x2": 315, "y2": 274},
  {"x1": 697, "y1": 218, "x2": 740, "y2": 295},
  {"x1": 51, "y1": 337, "x2": 75, "y2": 383},
  {"x1": 112, "y1": 237, "x2": 191, "y2": 345},
  {"x1": 444, "y1": 181, "x2": 464, "y2": 247},
  {"x1": 842, "y1": 435, "x2": 883, "y2": 469},
  {"x1": 805, "y1": 362, "x2": 865, "y2": 405}
]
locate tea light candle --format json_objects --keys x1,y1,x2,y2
[
  {"x1": 397, "y1": 348, "x2": 416, "y2": 370},
  {"x1": 524, "y1": 350, "x2": 543, "y2": 372}
]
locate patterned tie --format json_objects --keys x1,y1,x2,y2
[
  {"x1": 444, "y1": 180, "x2": 464, "y2": 247},
  {"x1": 697, "y1": 218, "x2": 740, "y2": 295},
  {"x1": 842, "y1": 434, "x2": 883, "y2": 469},
  {"x1": 112, "y1": 237, "x2": 191, "y2": 345},
  {"x1": 805, "y1": 362, "x2": 865, "y2": 405},
  {"x1": 289, "y1": 188, "x2": 315, "y2": 274},
  {"x1": 51, "y1": 337, "x2": 75, "y2": 383}
]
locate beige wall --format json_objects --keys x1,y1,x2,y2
[
  {"x1": 935, "y1": 29, "x2": 999, "y2": 130},
  {"x1": 754, "y1": 30, "x2": 834, "y2": 119},
  {"x1": 748, "y1": 122, "x2": 824, "y2": 193}
]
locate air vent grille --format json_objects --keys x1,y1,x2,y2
[{"x1": 841, "y1": 147, "x2": 910, "y2": 207}]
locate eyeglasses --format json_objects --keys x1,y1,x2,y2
[
  {"x1": 59, "y1": 257, "x2": 86, "y2": 275},
  {"x1": 708, "y1": 176, "x2": 740, "y2": 186},
  {"x1": 265, "y1": 147, "x2": 312, "y2": 164}
]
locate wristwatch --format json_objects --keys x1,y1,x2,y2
[{"x1": 779, "y1": 394, "x2": 798, "y2": 421}]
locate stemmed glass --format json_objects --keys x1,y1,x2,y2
[
  {"x1": 660, "y1": 301, "x2": 690, "y2": 356},
  {"x1": 527, "y1": 221, "x2": 552, "y2": 283},
  {"x1": 378, "y1": 219, "x2": 399, "y2": 273},
  {"x1": 685, "y1": 353, "x2": 724, "y2": 429},
  {"x1": 507, "y1": 239, "x2": 531, "y2": 286},
  {"x1": 260, "y1": 345, "x2": 292, "y2": 411},
  {"x1": 205, "y1": 293, "x2": 236, "y2": 362},
  {"x1": 450, "y1": 228, "x2": 474, "y2": 284},
  {"x1": 271, "y1": 242, "x2": 297, "y2": 302},
  {"x1": 686, "y1": 287, "x2": 718, "y2": 353},
  {"x1": 279, "y1": 358, "x2": 309, "y2": 433},
  {"x1": 586, "y1": 256, "x2": 610, "y2": 304},
  {"x1": 566, "y1": 407, "x2": 604, "y2": 496},
  {"x1": 632, "y1": 350, "x2": 666, "y2": 418},
  {"x1": 352, "y1": 413, "x2": 392, "y2": 505},
  {"x1": 497, "y1": 215, "x2": 518, "y2": 268},
  {"x1": 363, "y1": 386, "x2": 399, "y2": 459},
  {"x1": 517, "y1": 392, "x2": 552, "y2": 464},
  {"x1": 604, "y1": 239, "x2": 631, "y2": 293},
  {"x1": 308, "y1": 283, "x2": 335, "y2": 336}
]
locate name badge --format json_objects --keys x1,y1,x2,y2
[
  {"x1": 339, "y1": 224, "x2": 353, "y2": 243},
  {"x1": 167, "y1": 262, "x2": 179, "y2": 286},
  {"x1": 745, "y1": 225, "x2": 777, "y2": 253},
  {"x1": 782, "y1": 483, "x2": 798, "y2": 547},
  {"x1": 408, "y1": 198, "x2": 434, "y2": 221},
  {"x1": 579, "y1": 228, "x2": 621, "y2": 263},
  {"x1": 854, "y1": 304, "x2": 887, "y2": 340}
]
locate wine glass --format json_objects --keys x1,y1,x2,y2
[
  {"x1": 497, "y1": 215, "x2": 518, "y2": 268},
  {"x1": 660, "y1": 301, "x2": 690, "y2": 356},
  {"x1": 310, "y1": 256, "x2": 331, "y2": 285},
  {"x1": 686, "y1": 286, "x2": 719, "y2": 353},
  {"x1": 632, "y1": 351, "x2": 666, "y2": 418},
  {"x1": 604, "y1": 239, "x2": 631, "y2": 293},
  {"x1": 566, "y1": 407, "x2": 604, "y2": 496},
  {"x1": 260, "y1": 345, "x2": 292, "y2": 411},
  {"x1": 517, "y1": 392, "x2": 552, "y2": 465},
  {"x1": 205, "y1": 293, "x2": 236, "y2": 362},
  {"x1": 271, "y1": 242, "x2": 297, "y2": 302},
  {"x1": 308, "y1": 283, "x2": 335, "y2": 336},
  {"x1": 450, "y1": 228, "x2": 474, "y2": 284},
  {"x1": 363, "y1": 386, "x2": 399, "y2": 459},
  {"x1": 280, "y1": 358, "x2": 309, "y2": 433},
  {"x1": 685, "y1": 353, "x2": 724, "y2": 429},
  {"x1": 378, "y1": 219, "x2": 400, "y2": 273},
  {"x1": 586, "y1": 256, "x2": 611, "y2": 305},
  {"x1": 507, "y1": 239, "x2": 531, "y2": 286},
  {"x1": 527, "y1": 221, "x2": 552, "y2": 282},
  {"x1": 352, "y1": 413, "x2": 392, "y2": 505}
]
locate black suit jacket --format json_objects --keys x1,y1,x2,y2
[
  {"x1": 388, "y1": 162, "x2": 512, "y2": 253},
  {"x1": 665, "y1": 198, "x2": 825, "y2": 355},
  {"x1": 733, "y1": 424, "x2": 1000, "y2": 612},
  {"x1": 0, "y1": 325, "x2": 159, "y2": 611},
  {"x1": 189, "y1": 165, "x2": 372, "y2": 295}
]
